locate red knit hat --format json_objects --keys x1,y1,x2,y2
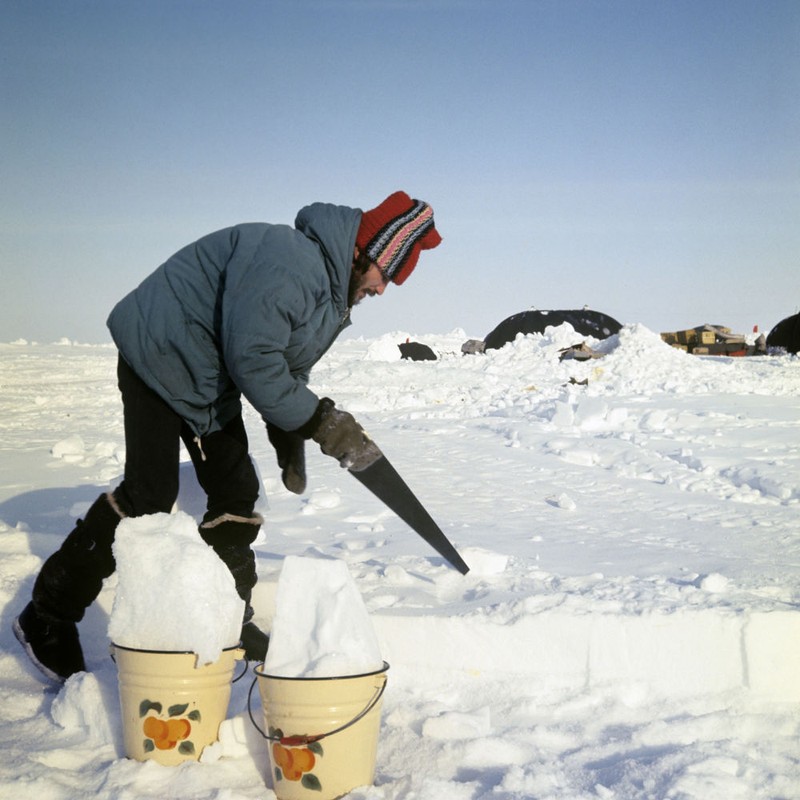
[{"x1": 356, "y1": 191, "x2": 442, "y2": 285}]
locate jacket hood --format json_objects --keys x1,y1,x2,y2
[{"x1": 295, "y1": 202, "x2": 361, "y2": 312}]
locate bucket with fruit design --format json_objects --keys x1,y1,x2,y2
[
  {"x1": 251, "y1": 662, "x2": 389, "y2": 800},
  {"x1": 112, "y1": 643, "x2": 245, "y2": 765}
]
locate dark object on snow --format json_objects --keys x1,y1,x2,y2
[
  {"x1": 13, "y1": 602, "x2": 84, "y2": 683},
  {"x1": 559, "y1": 342, "x2": 603, "y2": 361},
  {"x1": 661, "y1": 324, "x2": 765, "y2": 357},
  {"x1": 398, "y1": 341, "x2": 437, "y2": 361},
  {"x1": 461, "y1": 339, "x2": 486, "y2": 355},
  {"x1": 766, "y1": 312, "x2": 800, "y2": 354},
  {"x1": 483, "y1": 309, "x2": 622, "y2": 351}
]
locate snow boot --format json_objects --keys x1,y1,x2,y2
[
  {"x1": 199, "y1": 513, "x2": 270, "y2": 662},
  {"x1": 15, "y1": 492, "x2": 125, "y2": 682},
  {"x1": 13, "y1": 602, "x2": 85, "y2": 683}
]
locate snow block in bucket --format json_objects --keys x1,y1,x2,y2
[
  {"x1": 254, "y1": 662, "x2": 389, "y2": 800},
  {"x1": 112, "y1": 643, "x2": 245, "y2": 765}
]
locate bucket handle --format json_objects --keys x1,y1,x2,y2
[
  {"x1": 246, "y1": 672, "x2": 387, "y2": 746},
  {"x1": 232, "y1": 656, "x2": 250, "y2": 683}
]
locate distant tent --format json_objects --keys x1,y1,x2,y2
[
  {"x1": 766, "y1": 312, "x2": 800, "y2": 354},
  {"x1": 483, "y1": 309, "x2": 622, "y2": 351},
  {"x1": 398, "y1": 341, "x2": 437, "y2": 361}
]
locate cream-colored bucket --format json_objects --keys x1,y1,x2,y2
[
  {"x1": 253, "y1": 662, "x2": 389, "y2": 800},
  {"x1": 112, "y1": 643, "x2": 245, "y2": 765}
]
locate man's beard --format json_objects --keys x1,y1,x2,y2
[
  {"x1": 348, "y1": 270, "x2": 363, "y2": 306},
  {"x1": 348, "y1": 253, "x2": 373, "y2": 306}
]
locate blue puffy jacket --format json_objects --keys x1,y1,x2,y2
[{"x1": 107, "y1": 202, "x2": 358, "y2": 437}]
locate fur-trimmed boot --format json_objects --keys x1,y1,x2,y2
[
  {"x1": 14, "y1": 492, "x2": 125, "y2": 682},
  {"x1": 199, "y1": 513, "x2": 270, "y2": 662}
]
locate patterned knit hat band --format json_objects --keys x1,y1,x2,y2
[{"x1": 356, "y1": 191, "x2": 442, "y2": 285}]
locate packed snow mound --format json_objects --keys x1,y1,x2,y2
[
  {"x1": 108, "y1": 512, "x2": 244, "y2": 664},
  {"x1": 263, "y1": 555, "x2": 383, "y2": 678}
]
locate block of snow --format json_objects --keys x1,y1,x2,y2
[
  {"x1": 51, "y1": 434, "x2": 86, "y2": 460},
  {"x1": 108, "y1": 511, "x2": 244, "y2": 665},
  {"x1": 365, "y1": 337, "x2": 403, "y2": 361},
  {"x1": 262, "y1": 556, "x2": 383, "y2": 678},
  {"x1": 51, "y1": 672, "x2": 115, "y2": 746},
  {"x1": 202, "y1": 713, "x2": 251, "y2": 762},
  {"x1": 699, "y1": 573, "x2": 729, "y2": 593},
  {"x1": 459, "y1": 547, "x2": 508, "y2": 576}
]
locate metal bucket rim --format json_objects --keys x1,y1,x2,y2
[
  {"x1": 248, "y1": 661, "x2": 389, "y2": 744},
  {"x1": 254, "y1": 659, "x2": 390, "y2": 682},
  {"x1": 111, "y1": 641, "x2": 244, "y2": 656}
]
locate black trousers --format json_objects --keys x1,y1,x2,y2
[
  {"x1": 114, "y1": 356, "x2": 260, "y2": 523},
  {"x1": 33, "y1": 356, "x2": 263, "y2": 622}
]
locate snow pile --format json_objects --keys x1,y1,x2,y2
[
  {"x1": 51, "y1": 672, "x2": 116, "y2": 746},
  {"x1": 364, "y1": 336, "x2": 404, "y2": 362},
  {"x1": 108, "y1": 512, "x2": 244, "y2": 664},
  {"x1": 263, "y1": 555, "x2": 383, "y2": 678}
]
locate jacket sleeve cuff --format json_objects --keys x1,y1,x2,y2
[{"x1": 294, "y1": 397, "x2": 334, "y2": 439}]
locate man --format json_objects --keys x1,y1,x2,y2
[{"x1": 13, "y1": 191, "x2": 442, "y2": 682}]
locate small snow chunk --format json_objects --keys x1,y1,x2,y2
[
  {"x1": 459, "y1": 547, "x2": 508, "y2": 575},
  {"x1": 383, "y1": 564, "x2": 415, "y2": 584},
  {"x1": 262, "y1": 556, "x2": 383, "y2": 678},
  {"x1": 594, "y1": 784, "x2": 616, "y2": 798},
  {"x1": 547, "y1": 492, "x2": 577, "y2": 511},
  {"x1": 365, "y1": 337, "x2": 403, "y2": 362},
  {"x1": 422, "y1": 706, "x2": 491, "y2": 740},
  {"x1": 92, "y1": 441, "x2": 118, "y2": 459},
  {"x1": 108, "y1": 512, "x2": 244, "y2": 665},
  {"x1": 51, "y1": 672, "x2": 114, "y2": 745},
  {"x1": 201, "y1": 713, "x2": 250, "y2": 761},
  {"x1": 561, "y1": 447, "x2": 596, "y2": 467},
  {"x1": 308, "y1": 490, "x2": 341, "y2": 509},
  {"x1": 699, "y1": 573, "x2": 729, "y2": 593},
  {"x1": 51, "y1": 435, "x2": 86, "y2": 459}
]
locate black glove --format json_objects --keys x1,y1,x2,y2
[
  {"x1": 299, "y1": 397, "x2": 382, "y2": 471},
  {"x1": 266, "y1": 422, "x2": 307, "y2": 494}
]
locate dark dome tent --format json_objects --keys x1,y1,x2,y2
[
  {"x1": 483, "y1": 309, "x2": 622, "y2": 351},
  {"x1": 766, "y1": 312, "x2": 800, "y2": 354}
]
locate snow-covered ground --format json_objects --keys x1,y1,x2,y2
[{"x1": 1, "y1": 324, "x2": 798, "y2": 799}]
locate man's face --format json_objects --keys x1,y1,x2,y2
[{"x1": 348, "y1": 261, "x2": 389, "y2": 306}]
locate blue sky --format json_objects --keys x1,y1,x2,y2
[{"x1": 2, "y1": 0, "x2": 798, "y2": 343}]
